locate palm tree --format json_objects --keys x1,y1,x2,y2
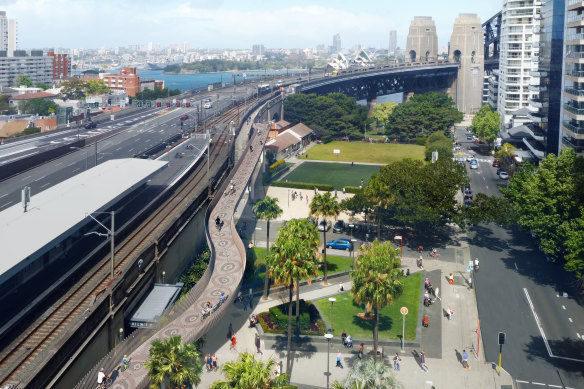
[
  {"x1": 332, "y1": 357, "x2": 402, "y2": 389},
  {"x1": 210, "y1": 352, "x2": 295, "y2": 389},
  {"x1": 364, "y1": 175, "x2": 392, "y2": 241},
  {"x1": 350, "y1": 241, "x2": 403, "y2": 361},
  {"x1": 267, "y1": 218, "x2": 321, "y2": 377},
  {"x1": 309, "y1": 192, "x2": 341, "y2": 285},
  {"x1": 253, "y1": 196, "x2": 283, "y2": 300},
  {"x1": 144, "y1": 335, "x2": 202, "y2": 389}
]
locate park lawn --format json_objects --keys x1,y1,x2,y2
[
  {"x1": 244, "y1": 247, "x2": 353, "y2": 289},
  {"x1": 303, "y1": 141, "x2": 425, "y2": 164},
  {"x1": 282, "y1": 162, "x2": 380, "y2": 189},
  {"x1": 314, "y1": 272, "x2": 422, "y2": 341}
]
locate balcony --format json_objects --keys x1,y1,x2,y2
[
  {"x1": 562, "y1": 121, "x2": 584, "y2": 138},
  {"x1": 562, "y1": 136, "x2": 584, "y2": 153},
  {"x1": 528, "y1": 98, "x2": 549, "y2": 108},
  {"x1": 527, "y1": 110, "x2": 548, "y2": 123},
  {"x1": 568, "y1": 0, "x2": 584, "y2": 11},
  {"x1": 530, "y1": 70, "x2": 548, "y2": 78},
  {"x1": 522, "y1": 137, "x2": 546, "y2": 159},
  {"x1": 529, "y1": 84, "x2": 546, "y2": 92},
  {"x1": 564, "y1": 87, "x2": 584, "y2": 100}
]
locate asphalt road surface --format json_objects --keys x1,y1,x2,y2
[{"x1": 456, "y1": 127, "x2": 584, "y2": 389}]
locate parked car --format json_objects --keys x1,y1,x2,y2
[
  {"x1": 492, "y1": 160, "x2": 501, "y2": 167},
  {"x1": 466, "y1": 154, "x2": 476, "y2": 162},
  {"x1": 318, "y1": 220, "x2": 331, "y2": 232},
  {"x1": 499, "y1": 171, "x2": 509, "y2": 180},
  {"x1": 464, "y1": 199, "x2": 472, "y2": 207},
  {"x1": 333, "y1": 220, "x2": 345, "y2": 233},
  {"x1": 470, "y1": 159, "x2": 478, "y2": 169},
  {"x1": 496, "y1": 168, "x2": 504, "y2": 175},
  {"x1": 464, "y1": 184, "x2": 471, "y2": 192},
  {"x1": 466, "y1": 135, "x2": 473, "y2": 140},
  {"x1": 84, "y1": 121, "x2": 96, "y2": 129},
  {"x1": 326, "y1": 238, "x2": 353, "y2": 251},
  {"x1": 464, "y1": 191, "x2": 473, "y2": 199}
]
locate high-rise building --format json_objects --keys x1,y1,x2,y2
[
  {"x1": 389, "y1": 30, "x2": 397, "y2": 55},
  {"x1": 333, "y1": 33, "x2": 341, "y2": 53},
  {"x1": 252, "y1": 44, "x2": 265, "y2": 56},
  {"x1": 0, "y1": 11, "x2": 17, "y2": 57},
  {"x1": 497, "y1": 0, "x2": 542, "y2": 125},
  {"x1": 562, "y1": 0, "x2": 584, "y2": 154},
  {"x1": 47, "y1": 51, "x2": 71, "y2": 79}
]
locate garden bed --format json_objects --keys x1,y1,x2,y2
[{"x1": 257, "y1": 299, "x2": 326, "y2": 336}]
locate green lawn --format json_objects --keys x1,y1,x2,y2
[
  {"x1": 245, "y1": 247, "x2": 353, "y2": 289},
  {"x1": 302, "y1": 141, "x2": 425, "y2": 164},
  {"x1": 314, "y1": 272, "x2": 422, "y2": 341},
  {"x1": 282, "y1": 162, "x2": 380, "y2": 189}
]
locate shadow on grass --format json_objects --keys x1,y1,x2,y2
[{"x1": 349, "y1": 309, "x2": 395, "y2": 333}]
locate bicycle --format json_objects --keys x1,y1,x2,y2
[
  {"x1": 121, "y1": 360, "x2": 130, "y2": 372},
  {"x1": 97, "y1": 377, "x2": 112, "y2": 389}
]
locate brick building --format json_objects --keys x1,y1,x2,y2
[
  {"x1": 102, "y1": 67, "x2": 140, "y2": 97},
  {"x1": 47, "y1": 51, "x2": 70, "y2": 79}
]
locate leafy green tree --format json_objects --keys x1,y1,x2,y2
[
  {"x1": 464, "y1": 193, "x2": 515, "y2": 226},
  {"x1": 340, "y1": 190, "x2": 374, "y2": 224},
  {"x1": 384, "y1": 92, "x2": 462, "y2": 141},
  {"x1": 470, "y1": 104, "x2": 500, "y2": 147},
  {"x1": 36, "y1": 83, "x2": 50, "y2": 90},
  {"x1": 0, "y1": 94, "x2": 16, "y2": 114},
  {"x1": 424, "y1": 132, "x2": 453, "y2": 162},
  {"x1": 18, "y1": 76, "x2": 33, "y2": 87},
  {"x1": 179, "y1": 249, "x2": 210, "y2": 297},
  {"x1": 12, "y1": 126, "x2": 41, "y2": 137},
  {"x1": 332, "y1": 357, "x2": 402, "y2": 389},
  {"x1": 144, "y1": 335, "x2": 202, "y2": 389},
  {"x1": 267, "y1": 218, "x2": 321, "y2": 376},
  {"x1": 364, "y1": 175, "x2": 392, "y2": 240},
  {"x1": 350, "y1": 241, "x2": 403, "y2": 360},
  {"x1": 85, "y1": 79, "x2": 110, "y2": 95},
  {"x1": 495, "y1": 143, "x2": 517, "y2": 174},
  {"x1": 140, "y1": 86, "x2": 181, "y2": 100},
  {"x1": 370, "y1": 102, "x2": 398, "y2": 128},
  {"x1": 18, "y1": 98, "x2": 59, "y2": 116},
  {"x1": 564, "y1": 210, "x2": 584, "y2": 281},
  {"x1": 309, "y1": 192, "x2": 341, "y2": 284},
  {"x1": 210, "y1": 352, "x2": 294, "y2": 389},
  {"x1": 253, "y1": 196, "x2": 283, "y2": 299},
  {"x1": 60, "y1": 78, "x2": 86, "y2": 100}
]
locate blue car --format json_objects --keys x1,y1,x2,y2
[{"x1": 326, "y1": 238, "x2": 353, "y2": 251}]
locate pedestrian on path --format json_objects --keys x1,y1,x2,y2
[
  {"x1": 336, "y1": 351, "x2": 344, "y2": 368},
  {"x1": 205, "y1": 354, "x2": 211, "y2": 371},
  {"x1": 358, "y1": 343, "x2": 363, "y2": 359},
  {"x1": 393, "y1": 353, "x2": 401, "y2": 370},
  {"x1": 306, "y1": 195, "x2": 308, "y2": 204},
  {"x1": 449, "y1": 273, "x2": 454, "y2": 285},
  {"x1": 434, "y1": 287, "x2": 441, "y2": 300},
  {"x1": 230, "y1": 334, "x2": 237, "y2": 350},
  {"x1": 474, "y1": 258, "x2": 480, "y2": 272},
  {"x1": 255, "y1": 334, "x2": 262, "y2": 354},
  {"x1": 420, "y1": 350, "x2": 428, "y2": 372},
  {"x1": 462, "y1": 350, "x2": 470, "y2": 370},
  {"x1": 447, "y1": 307, "x2": 453, "y2": 320},
  {"x1": 212, "y1": 354, "x2": 218, "y2": 372}
]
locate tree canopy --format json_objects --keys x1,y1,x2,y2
[
  {"x1": 18, "y1": 76, "x2": 33, "y2": 87},
  {"x1": 370, "y1": 102, "x2": 398, "y2": 128},
  {"x1": 253, "y1": 196, "x2": 283, "y2": 299},
  {"x1": 284, "y1": 93, "x2": 368, "y2": 140},
  {"x1": 59, "y1": 78, "x2": 87, "y2": 100},
  {"x1": 424, "y1": 132, "x2": 453, "y2": 162},
  {"x1": 139, "y1": 86, "x2": 181, "y2": 100},
  {"x1": 85, "y1": 79, "x2": 110, "y2": 95},
  {"x1": 210, "y1": 353, "x2": 293, "y2": 389},
  {"x1": 18, "y1": 98, "x2": 59, "y2": 116},
  {"x1": 470, "y1": 104, "x2": 500, "y2": 147},
  {"x1": 144, "y1": 335, "x2": 202, "y2": 389},
  {"x1": 384, "y1": 92, "x2": 462, "y2": 141}
]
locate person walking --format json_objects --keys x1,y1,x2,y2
[
  {"x1": 255, "y1": 334, "x2": 262, "y2": 354},
  {"x1": 393, "y1": 353, "x2": 401, "y2": 371},
  {"x1": 230, "y1": 334, "x2": 237, "y2": 350},
  {"x1": 420, "y1": 350, "x2": 428, "y2": 372},
  {"x1": 462, "y1": 350, "x2": 470, "y2": 370},
  {"x1": 434, "y1": 287, "x2": 440, "y2": 300},
  {"x1": 212, "y1": 354, "x2": 218, "y2": 372},
  {"x1": 449, "y1": 273, "x2": 454, "y2": 285},
  {"x1": 358, "y1": 343, "x2": 364, "y2": 359},
  {"x1": 474, "y1": 258, "x2": 480, "y2": 272},
  {"x1": 336, "y1": 351, "x2": 343, "y2": 368}
]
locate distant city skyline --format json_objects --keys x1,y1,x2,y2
[{"x1": 3, "y1": 0, "x2": 501, "y2": 50}]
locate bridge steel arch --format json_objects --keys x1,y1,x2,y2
[
  {"x1": 74, "y1": 96, "x2": 277, "y2": 389},
  {"x1": 296, "y1": 64, "x2": 459, "y2": 102}
]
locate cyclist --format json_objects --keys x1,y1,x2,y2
[
  {"x1": 121, "y1": 354, "x2": 129, "y2": 370},
  {"x1": 97, "y1": 368, "x2": 109, "y2": 388}
]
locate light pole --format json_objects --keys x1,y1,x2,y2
[
  {"x1": 162, "y1": 271, "x2": 166, "y2": 283},
  {"x1": 351, "y1": 238, "x2": 357, "y2": 269},
  {"x1": 324, "y1": 333, "x2": 333, "y2": 389},
  {"x1": 119, "y1": 327, "x2": 124, "y2": 343},
  {"x1": 70, "y1": 146, "x2": 89, "y2": 170},
  {"x1": 85, "y1": 211, "x2": 115, "y2": 280},
  {"x1": 394, "y1": 235, "x2": 403, "y2": 258},
  {"x1": 254, "y1": 227, "x2": 262, "y2": 247},
  {"x1": 328, "y1": 297, "x2": 336, "y2": 333}
]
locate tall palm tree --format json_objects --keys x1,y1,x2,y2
[
  {"x1": 350, "y1": 241, "x2": 403, "y2": 361},
  {"x1": 144, "y1": 335, "x2": 202, "y2": 389},
  {"x1": 267, "y1": 218, "x2": 321, "y2": 377},
  {"x1": 364, "y1": 175, "x2": 392, "y2": 241},
  {"x1": 309, "y1": 192, "x2": 341, "y2": 285},
  {"x1": 332, "y1": 357, "x2": 402, "y2": 389},
  {"x1": 253, "y1": 196, "x2": 283, "y2": 300},
  {"x1": 210, "y1": 352, "x2": 294, "y2": 389}
]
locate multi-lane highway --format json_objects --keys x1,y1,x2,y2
[{"x1": 455, "y1": 128, "x2": 584, "y2": 389}]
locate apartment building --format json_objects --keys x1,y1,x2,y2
[{"x1": 102, "y1": 67, "x2": 140, "y2": 97}]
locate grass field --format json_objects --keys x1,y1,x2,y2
[
  {"x1": 302, "y1": 141, "x2": 425, "y2": 164},
  {"x1": 245, "y1": 247, "x2": 353, "y2": 289},
  {"x1": 282, "y1": 162, "x2": 380, "y2": 189},
  {"x1": 314, "y1": 272, "x2": 422, "y2": 340}
]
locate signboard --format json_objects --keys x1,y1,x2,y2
[
  {"x1": 333, "y1": 149, "x2": 340, "y2": 154},
  {"x1": 400, "y1": 307, "x2": 408, "y2": 315}
]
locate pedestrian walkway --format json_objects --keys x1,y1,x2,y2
[{"x1": 198, "y1": 251, "x2": 514, "y2": 389}]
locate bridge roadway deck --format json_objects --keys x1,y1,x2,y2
[{"x1": 111, "y1": 112, "x2": 268, "y2": 388}]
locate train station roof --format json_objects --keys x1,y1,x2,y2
[
  {"x1": 129, "y1": 283, "x2": 183, "y2": 328},
  {"x1": 0, "y1": 158, "x2": 167, "y2": 283}
]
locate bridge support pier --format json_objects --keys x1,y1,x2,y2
[{"x1": 366, "y1": 98, "x2": 377, "y2": 116}]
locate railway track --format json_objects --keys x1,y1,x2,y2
[{"x1": 0, "y1": 101, "x2": 252, "y2": 387}]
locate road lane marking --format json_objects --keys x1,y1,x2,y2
[
  {"x1": 514, "y1": 262, "x2": 518, "y2": 270},
  {"x1": 22, "y1": 175, "x2": 31, "y2": 181},
  {"x1": 40, "y1": 182, "x2": 50, "y2": 188},
  {"x1": 0, "y1": 202, "x2": 12, "y2": 209},
  {"x1": 549, "y1": 385, "x2": 562, "y2": 388},
  {"x1": 532, "y1": 383, "x2": 545, "y2": 386},
  {"x1": 577, "y1": 333, "x2": 581, "y2": 339},
  {"x1": 0, "y1": 193, "x2": 7, "y2": 199},
  {"x1": 72, "y1": 168, "x2": 80, "y2": 173},
  {"x1": 115, "y1": 147, "x2": 122, "y2": 151},
  {"x1": 516, "y1": 380, "x2": 529, "y2": 384},
  {"x1": 569, "y1": 318, "x2": 573, "y2": 323},
  {"x1": 55, "y1": 162, "x2": 62, "y2": 166},
  {"x1": 128, "y1": 148, "x2": 134, "y2": 153},
  {"x1": 562, "y1": 305, "x2": 566, "y2": 310}
]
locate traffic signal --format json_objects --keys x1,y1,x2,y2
[
  {"x1": 157, "y1": 102, "x2": 161, "y2": 107},
  {"x1": 94, "y1": 102, "x2": 99, "y2": 107},
  {"x1": 147, "y1": 101, "x2": 151, "y2": 107},
  {"x1": 176, "y1": 102, "x2": 180, "y2": 107},
  {"x1": 186, "y1": 102, "x2": 190, "y2": 107},
  {"x1": 498, "y1": 332, "x2": 505, "y2": 345},
  {"x1": 166, "y1": 102, "x2": 170, "y2": 107},
  {"x1": 137, "y1": 101, "x2": 142, "y2": 107}
]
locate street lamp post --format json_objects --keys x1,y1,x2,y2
[
  {"x1": 394, "y1": 235, "x2": 403, "y2": 258},
  {"x1": 328, "y1": 297, "x2": 336, "y2": 333},
  {"x1": 85, "y1": 211, "x2": 115, "y2": 280},
  {"x1": 324, "y1": 333, "x2": 333, "y2": 389},
  {"x1": 351, "y1": 239, "x2": 357, "y2": 268},
  {"x1": 162, "y1": 271, "x2": 166, "y2": 283}
]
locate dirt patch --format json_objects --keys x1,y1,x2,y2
[{"x1": 356, "y1": 312, "x2": 375, "y2": 320}]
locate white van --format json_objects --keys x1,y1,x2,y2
[{"x1": 204, "y1": 101, "x2": 213, "y2": 109}]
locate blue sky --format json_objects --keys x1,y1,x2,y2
[{"x1": 2, "y1": 0, "x2": 502, "y2": 50}]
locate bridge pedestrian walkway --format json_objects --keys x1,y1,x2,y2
[{"x1": 109, "y1": 111, "x2": 268, "y2": 388}]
